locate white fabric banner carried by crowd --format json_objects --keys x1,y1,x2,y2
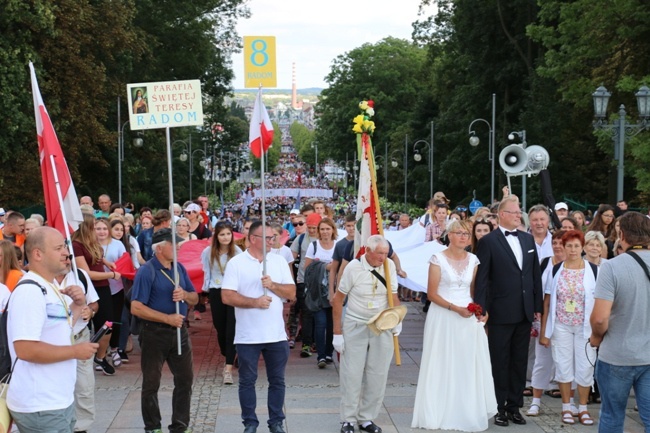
[
  {"x1": 384, "y1": 223, "x2": 446, "y2": 293},
  {"x1": 252, "y1": 188, "x2": 333, "y2": 198}
]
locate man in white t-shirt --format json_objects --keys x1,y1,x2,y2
[
  {"x1": 7, "y1": 227, "x2": 98, "y2": 431},
  {"x1": 222, "y1": 221, "x2": 296, "y2": 433}
]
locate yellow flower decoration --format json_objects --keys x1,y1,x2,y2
[{"x1": 352, "y1": 99, "x2": 376, "y2": 136}]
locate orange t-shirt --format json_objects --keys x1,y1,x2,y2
[
  {"x1": 0, "y1": 230, "x2": 25, "y2": 247},
  {"x1": 4, "y1": 269, "x2": 23, "y2": 291}
]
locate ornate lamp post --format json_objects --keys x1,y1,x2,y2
[
  {"x1": 413, "y1": 121, "x2": 434, "y2": 200},
  {"x1": 592, "y1": 85, "x2": 650, "y2": 201},
  {"x1": 468, "y1": 93, "x2": 496, "y2": 203}
]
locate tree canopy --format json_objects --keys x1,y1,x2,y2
[{"x1": 0, "y1": 0, "x2": 249, "y2": 208}]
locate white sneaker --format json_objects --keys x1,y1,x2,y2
[
  {"x1": 526, "y1": 403, "x2": 540, "y2": 416},
  {"x1": 111, "y1": 350, "x2": 123, "y2": 368}
]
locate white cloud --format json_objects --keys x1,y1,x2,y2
[{"x1": 232, "y1": 0, "x2": 430, "y2": 89}]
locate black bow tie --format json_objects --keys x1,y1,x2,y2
[{"x1": 505, "y1": 230, "x2": 518, "y2": 237}]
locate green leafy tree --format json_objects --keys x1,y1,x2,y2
[{"x1": 315, "y1": 37, "x2": 429, "y2": 203}]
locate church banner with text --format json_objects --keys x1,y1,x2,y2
[{"x1": 127, "y1": 80, "x2": 203, "y2": 130}]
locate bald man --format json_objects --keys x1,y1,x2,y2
[
  {"x1": 95, "y1": 194, "x2": 111, "y2": 218},
  {"x1": 7, "y1": 227, "x2": 98, "y2": 431}
]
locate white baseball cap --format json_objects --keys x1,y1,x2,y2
[{"x1": 554, "y1": 202, "x2": 568, "y2": 211}]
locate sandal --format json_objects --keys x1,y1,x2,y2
[
  {"x1": 523, "y1": 386, "x2": 533, "y2": 397},
  {"x1": 526, "y1": 403, "x2": 540, "y2": 417},
  {"x1": 544, "y1": 389, "x2": 562, "y2": 398},
  {"x1": 561, "y1": 410, "x2": 575, "y2": 424},
  {"x1": 359, "y1": 421, "x2": 382, "y2": 433},
  {"x1": 579, "y1": 411, "x2": 594, "y2": 426}
]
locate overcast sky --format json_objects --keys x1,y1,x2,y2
[{"x1": 232, "y1": 0, "x2": 432, "y2": 90}]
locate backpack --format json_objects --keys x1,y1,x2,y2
[
  {"x1": 293, "y1": 233, "x2": 306, "y2": 270},
  {"x1": 303, "y1": 259, "x2": 330, "y2": 313},
  {"x1": 0, "y1": 279, "x2": 47, "y2": 381}
]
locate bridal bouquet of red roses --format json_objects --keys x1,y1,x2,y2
[{"x1": 467, "y1": 302, "x2": 483, "y2": 318}]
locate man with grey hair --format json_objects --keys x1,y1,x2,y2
[
  {"x1": 332, "y1": 235, "x2": 400, "y2": 433},
  {"x1": 528, "y1": 204, "x2": 553, "y2": 261},
  {"x1": 131, "y1": 228, "x2": 198, "y2": 433}
]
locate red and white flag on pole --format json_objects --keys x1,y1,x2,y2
[
  {"x1": 29, "y1": 62, "x2": 83, "y2": 234},
  {"x1": 249, "y1": 89, "x2": 274, "y2": 158},
  {"x1": 354, "y1": 135, "x2": 381, "y2": 258}
]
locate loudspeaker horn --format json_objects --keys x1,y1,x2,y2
[
  {"x1": 524, "y1": 145, "x2": 550, "y2": 172},
  {"x1": 499, "y1": 144, "x2": 528, "y2": 174}
]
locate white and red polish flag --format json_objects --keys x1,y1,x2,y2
[
  {"x1": 249, "y1": 89, "x2": 274, "y2": 158},
  {"x1": 29, "y1": 62, "x2": 83, "y2": 234}
]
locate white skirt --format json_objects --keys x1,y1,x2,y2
[{"x1": 412, "y1": 304, "x2": 497, "y2": 431}]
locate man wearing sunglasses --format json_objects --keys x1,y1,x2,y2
[
  {"x1": 283, "y1": 209, "x2": 301, "y2": 241},
  {"x1": 222, "y1": 221, "x2": 296, "y2": 433}
]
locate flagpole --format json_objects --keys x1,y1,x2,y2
[
  {"x1": 259, "y1": 86, "x2": 268, "y2": 292},
  {"x1": 49, "y1": 155, "x2": 81, "y2": 285},
  {"x1": 165, "y1": 126, "x2": 182, "y2": 355},
  {"x1": 366, "y1": 142, "x2": 402, "y2": 366}
]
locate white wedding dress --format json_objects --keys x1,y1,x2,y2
[{"x1": 412, "y1": 252, "x2": 497, "y2": 432}]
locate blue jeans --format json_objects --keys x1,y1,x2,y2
[
  {"x1": 313, "y1": 307, "x2": 333, "y2": 360},
  {"x1": 237, "y1": 341, "x2": 289, "y2": 428},
  {"x1": 595, "y1": 359, "x2": 650, "y2": 432}
]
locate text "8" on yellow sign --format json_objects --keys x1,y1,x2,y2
[{"x1": 243, "y1": 36, "x2": 277, "y2": 88}]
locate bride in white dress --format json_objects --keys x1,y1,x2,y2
[{"x1": 412, "y1": 219, "x2": 497, "y2": 431}]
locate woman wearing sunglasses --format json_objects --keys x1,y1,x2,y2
[{"x1": 184, "y1": 203, "x2": 212, "y2": 240}]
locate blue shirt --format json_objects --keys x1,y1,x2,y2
[
  {"x1": 137, "y1": 228, "x2": 154, "y2": 261},
  {"x1": 131, "y1": 255, "x2": 195, "y2": 316}
]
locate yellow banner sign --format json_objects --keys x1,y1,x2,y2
[
  {"x1": 126, "y1": 80, "x2": 203, "y2": 130},
  {"x1": 243, "y1": 36, "x2": 277, "y2": 88}
]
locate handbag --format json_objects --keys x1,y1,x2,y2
[{"x1": 0, "y1": 376, "x2": 13, "y2": 432}]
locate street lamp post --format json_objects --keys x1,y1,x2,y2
[
  {"x1": 412, "y1": 121, "x2": 434, "y2": 200},
  {"x1": 507, "y1": 130, "x2": 527, "y2": 209},
  {"x1": 180, "y1": 147, "x2": 207, "y2": 199},
  {"x1": 311, "y1": 141, "x2": 318, "y2": 174},
  {"x1": 390, "y1": 136, "x2": 408, "y2": 205},
  {"x1": 117, "y1": 96, "x2": 144, "y2": 204},
  {"x1": 173, "y1": 134, "x2": 195, "y2": 198},
  {"x1": 592, "y1": 85, "x2": 650, "y2": 201},
  {"x1": 468, "y1": 93, "x2": 497, "y2": 203}
]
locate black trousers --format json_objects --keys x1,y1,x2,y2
[
  {"x1": 487, "y1": 321, "x2": 531, "y2": 412},
  {"x1": 139, "y1": 322, "x2": 193, "y2": 433},
  {"x1": 209, "y1": 288, "x2": 237, "y2": 365}
]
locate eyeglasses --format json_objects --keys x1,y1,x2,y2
[
  {"x1": 184, "y1": 211, "x2": 196, "y2": 214},
  {"x1": 292, "y1": 222, "x2": 305, "y2": 227},
  {"x1": 450, "y1": 231, "x2": 471, "y2": 238},
  {"x1": 251, "y1": 234, "x2": 277, "y2": 242},
  {"x1": 456, "y1": 207, "x2": 468, "y2": 212},
  {"x1": 502, "y1": 210, "x2": 523, "y2": 216}
]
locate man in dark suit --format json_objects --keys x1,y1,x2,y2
[{"x1": 475, "y1": 195, "x2": 543, "y2": 426}]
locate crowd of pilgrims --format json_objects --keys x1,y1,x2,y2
[{"x1": 0, "y1": 185, "x2": 637, "y2": 431}]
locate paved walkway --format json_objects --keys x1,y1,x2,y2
[{"x1": 90, "y1": 303, "x2": 644, "y2": 433}]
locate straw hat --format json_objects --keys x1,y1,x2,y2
[{"x1": 366, "y1": 305, "x2": 407, "y2": 335}]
